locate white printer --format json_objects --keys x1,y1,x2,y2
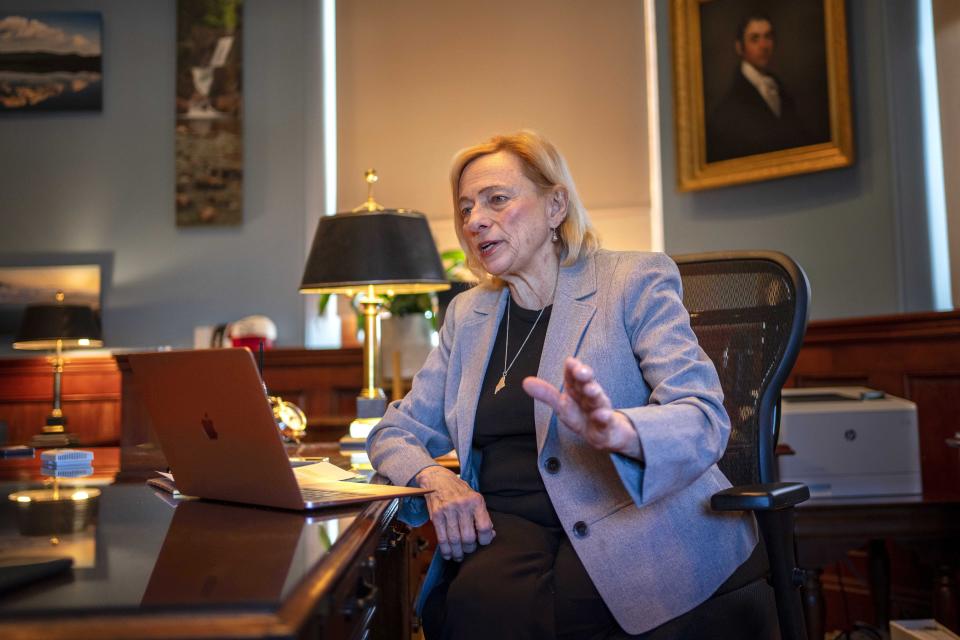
[{"x1": 777, "y1": 387, "x2": 921, "y2": 499}]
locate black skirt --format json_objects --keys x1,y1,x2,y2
[{"x1": 421, "y1": 511, "x2": 774, "y2": 640}]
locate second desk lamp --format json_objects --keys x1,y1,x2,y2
[{"x1": 299, "y1": 171, "x2": 449, "y2": 442}]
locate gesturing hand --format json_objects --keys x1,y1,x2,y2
[
  {"x1": 415, "y1": 465, "x2": 496, "y2": 562},
  {"x1": 522, "y1": 356, "x2": 642, "y2": 459}
]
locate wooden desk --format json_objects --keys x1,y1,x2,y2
[
  {"x1": 795, "y1": 496, "x2": 960, "y2": 639},
  {"x1": 0, "y1": 446, "x2": 412, "y2": 640}
]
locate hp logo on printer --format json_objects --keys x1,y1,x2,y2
[{"x1": 844, "y1": 429, "x2": 857, "y2": 441}]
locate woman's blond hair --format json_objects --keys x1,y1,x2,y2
[{"x1": 449, "y1": 130, "x2": 600, "y2": 284}]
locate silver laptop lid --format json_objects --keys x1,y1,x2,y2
[{"x1": 128, "y1": 349, "x2": 307, "y2": 510}]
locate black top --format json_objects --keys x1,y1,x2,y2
[
  {"x1": 473, "y1": 296, "x2": 560, "y2": 529},
  {"x1": 706, "y1": 69, "x2": 820, "y2": 163}
]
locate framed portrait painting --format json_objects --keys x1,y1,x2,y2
[{"x1": 671, "y1": 0, "x2": 854, "y2": 191}]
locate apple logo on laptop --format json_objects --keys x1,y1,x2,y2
[{"x1": 200, "y1": 413, "x2": 218, "y2": 440}]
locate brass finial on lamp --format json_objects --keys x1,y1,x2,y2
[
  {"x1": 299, "y1": 172, "x2": 449, "y2": 442},
  {"x1": 353, "y1": 169, "x2": 383, "y2": 213},
  {"x1": 13, "y1": 291, "x2": 103, "y2": 448}
]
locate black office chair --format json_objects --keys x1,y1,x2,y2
[{"x1": 673, "y1": 251, "x2": 811, "y2": 640}]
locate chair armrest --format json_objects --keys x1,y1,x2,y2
[{"x1": 711, "y1": 482, "x2": 809, "y2": 512}]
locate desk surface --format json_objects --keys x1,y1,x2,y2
[
  {"x1": 0, "y1": 446, "x2": 401, "y2": 639},
  {"x1": 795, "y1": 495, "x2": 960, "y2": 548}
]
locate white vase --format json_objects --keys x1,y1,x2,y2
[{"x1": 380, "y1": 314, "x2": 434, "y2": 379}]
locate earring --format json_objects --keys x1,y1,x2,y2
[{"x1": 551, "y1": 228, "x2": 559, "y2": 243}]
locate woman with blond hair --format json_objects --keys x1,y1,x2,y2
[{"x1": 367, "y1": 131, "x2": 773, "y2": 639}]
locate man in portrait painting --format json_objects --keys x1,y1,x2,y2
[{"x1": 706, "y1": 14, "x2": 814, "y2": 163}]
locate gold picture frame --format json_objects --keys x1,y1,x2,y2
[{"x1": 671, "y1": 0, "x2": 854, "y2": 191}]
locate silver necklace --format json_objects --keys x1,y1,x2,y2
[{"x1": 494, "y1": 297, "x2": 547, "y2": 395}]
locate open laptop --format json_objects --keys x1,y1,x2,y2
[{"x1": 127, "y1": 349, "x2": 429, "y2": 511}]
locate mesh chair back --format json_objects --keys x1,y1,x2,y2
[{"x1": 673, "y1": 252, "x2": 810, "y2": 486}]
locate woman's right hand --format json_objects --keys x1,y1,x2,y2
[{"x1": 415, "y1": 465, "x2": 496, "y2": 561}]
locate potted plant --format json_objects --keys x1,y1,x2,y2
[
  {"x1": 380, "y1": 249, "x2": 475, "y2": 377},
  {"x1": 317, "y1": 249, "x2": 474, "y2": 376}
]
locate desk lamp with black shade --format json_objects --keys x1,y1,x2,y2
[
  {"x1": 299, "y1": 170, "x2": 448, "y2": 444},
  {"x1": 13, "y1": 291, "x2": 103, "y2": 448}
]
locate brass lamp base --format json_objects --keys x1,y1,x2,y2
[
  {"x1": 338, "y1": 384, "x2": 387, "y2": 450},
  {"x1": 31, "y1": 414, "x2": 79, "y2": 448},
  {"x1": 10, "y1": 488, "x2": 101, "y2": 535},
  {"x1": 30, "y1": 432, "x2": 79, "y2": 448}
]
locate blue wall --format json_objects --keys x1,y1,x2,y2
[
  {"x1": 0, "y1": 0, "x2": 937, "y2": 353},
  {"x1": 0, "y1": 0, "x2": 316, "y2": 350},
  {"x1": 656, "y1": 0, "x2": 935, "y2": 319}
]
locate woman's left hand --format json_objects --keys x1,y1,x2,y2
[{"x1": 523, "y1": 356, "x2": 643, "y2": 459}]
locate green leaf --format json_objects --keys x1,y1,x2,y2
[{"x1": 317, "y1": 293, "x2": 332, "y2": 314}]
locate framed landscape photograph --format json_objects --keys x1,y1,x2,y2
[
  {"x1": 671, "y1": 0, "x2": 853, "y2": 191},
  {"x1": 0, "y1": 12, "x2": 103, "y2": 112},
  {"x1": 175, "y1": 0, "x2": 244, "y2": 226}
]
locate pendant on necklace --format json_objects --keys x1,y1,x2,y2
[{"x1": 494, "y1": 375, "x2": 506, "y2": 394}]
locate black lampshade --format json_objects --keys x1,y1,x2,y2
[
  {"x1": 13, "y1": 304, "x2": 103, "y2": 350},
  {"x1": 299, "y1": 209, "x2": 450, "y2": 295}
]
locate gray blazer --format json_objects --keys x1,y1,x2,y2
[{"x1": 366, "y1": 250, "x2": 757, "y2": 634}]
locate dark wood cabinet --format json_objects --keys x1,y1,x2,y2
[
  {"x1": 0, "y1": 354, "x2": 120, "y2": 446},
  {"x1": 0, "y1": 348, "x2": 367, "y2": 448},
  {"x1": 115, "y1": 348, "x2": 365, "y2": 451},
  {"x1": 3, "y1": 315, "x2": 959, "y2": 491}
]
